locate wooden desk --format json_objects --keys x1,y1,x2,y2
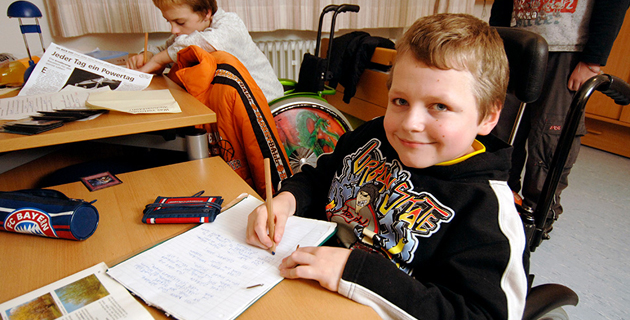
[
  {"x1": 0, "y1": 76, "x2": 216, "y2": 153},
  {"x1": 0, "y1": 157, "x2": 380, "y2": 319}
]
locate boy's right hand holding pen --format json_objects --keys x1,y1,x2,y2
[
  {"x1": 245, "y1": 191, "x2": 296, "y2": 251},
  {"x1": 126, "y1": 51, "x2": 154, "y2": 70},
  {"x1": 245, "y1": 191, "x2": 351, "y2": 292}
]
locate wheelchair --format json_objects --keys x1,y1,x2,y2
[{"x1": 268, "y1": 4, "x2": 359, "y2": 173}]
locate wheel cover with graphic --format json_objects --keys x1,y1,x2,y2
[{"x1": 271, "y1": 97, "x2": 352, "y2": 173}]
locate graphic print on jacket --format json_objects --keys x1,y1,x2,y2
[
  {"x1": 212, "y1": 64, "x2": 291, "y2": 183},
  {"x1": 326, "y1": 138, "x2": 455, "y2": 274}
]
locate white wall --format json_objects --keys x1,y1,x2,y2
[
  {"x1": 2, "y1": 0, "x2": 48, "y2": 59},
  {"x1": 1, "y1": 0, "x2": 491, "y2": 61},
  {"x1": 1, "y1": 0, "x2": 171, "y2": 59}
]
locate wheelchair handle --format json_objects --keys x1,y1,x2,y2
[
  {"x1": 598, "y1": 74, "x2": 630, "y2": 106},
  {"x1": 315, "y1": 5, "x2": 339, "y2": 57},
  {"x1": 315, "y1": 4, "x2": 361, "y2": 57},
  {"x1": 337, "y1": 4, "x2": 360, "y2": 13},
  {"x1": 322, "y1": 4, "x2": 339, "y2": 14}
]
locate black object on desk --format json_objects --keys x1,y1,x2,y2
[
  {"x1": 2, "y1": 119, "x2": 64, "y2": 135},
  {"x1": 2, "y1": 109, "x2": 108, "y2": 135}
]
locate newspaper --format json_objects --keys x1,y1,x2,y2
[
  {"x1": 18, "y1": 43, "x2": 153, "y2": 97},
  {"x1": 0, "y1": 262, "x2": 154, "y2": 320}
]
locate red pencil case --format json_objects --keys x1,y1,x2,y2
[{"x1": 142, "y1": 191, "x2": 223, "y2": 224}]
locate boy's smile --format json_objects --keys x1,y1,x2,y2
[
  {"x1": 161, "y1": 5, "x2": 212, "y2": 36},
  {"x1": 383, "y1": 52, "x2": 499, "y2": 169}
]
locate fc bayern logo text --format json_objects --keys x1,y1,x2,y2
[{"x1": 4, "y1": 208, "x2": 57, "y2": 238}]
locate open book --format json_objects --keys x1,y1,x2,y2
[
  {"x1": 107, "y1": 195, "x2": 337, "y2": 320},
  {"x1": 0, "y1": 262, "x2": 153, "y2": 320}
]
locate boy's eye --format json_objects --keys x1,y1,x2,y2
[
  {"x1": 432, "y1": 103, "x2": 448, "y2": 112},
  {"x1": 392, "y1": 98, "x2": 408, "y2": 106}
]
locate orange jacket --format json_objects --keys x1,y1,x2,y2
[{"x1": 168, "y1": 46, "x2": 291, "y2": 197}]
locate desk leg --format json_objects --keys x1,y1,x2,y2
[{"x1": 185, "y1": 129, "x2": 209, "y2": 160}]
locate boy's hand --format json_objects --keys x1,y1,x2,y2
[
  {"x1": 129, "y1": 50, "x2": 171, "y2": 74},
  {"x1": 137, "y1": 60, "x2": 166, "y2": 74},
  {"x1": 568, "y1": 61, "x2": 602, "y2": 91},
  {"x1": 279, "y1": 246, "x2": 351, "y2": 292},
  {"x1": 246, "y1": 192, "x2": 296, "y2": 250},
  {"x1": 126, "y1": 52, "x2": 153, "y2": 70}
]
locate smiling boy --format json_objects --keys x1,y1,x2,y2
[{"x1": 246, "y1": 13, "x2": 528, "y2": 319}]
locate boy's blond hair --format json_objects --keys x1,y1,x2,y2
[
  {"x1": 152, "y1": 0, "x2": 218, "y2": 16},
  {"x1": 390, "y1": 13, "x2": 509, "y2": 122}
]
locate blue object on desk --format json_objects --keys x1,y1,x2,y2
[
  {"x1": 7, "y1": 0, "x2": 46, "y2": 83},
  {"x1": 85, "y1": 50, "x2": 129, "y2": 65},
  {"x1": 0, "y1": 189, "x2": 99, "y2": 241}
]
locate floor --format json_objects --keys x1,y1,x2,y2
[{"x1": 528, "y1": 145, "x2": 630, "y2": 319}]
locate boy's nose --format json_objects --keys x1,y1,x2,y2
[
  {"x1": 401, "y1": 108, "x2": 427, "y2": 132},
  {"x1": 170, "y1": 23, "x2": 180, "y2": 35}
]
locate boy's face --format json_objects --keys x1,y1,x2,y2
[
  {"x1": 161, "y1": 5, "x2": 212, "y2": 36},
  {"x1": 383, "y1": 52, "x2": 499, "y2": 169}
]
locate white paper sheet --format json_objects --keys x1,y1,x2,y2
[
  {"x1": 0, "y1": 90, "x2": 89, "y2": 120},
  {"x1": 107, "y1": 195, "x2": 337, "y2": 320}
]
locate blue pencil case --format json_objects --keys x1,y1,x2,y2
[
  {"x1": 0, "y1": 189, "x2": 99, "y2": 240},
  {"x1": 142, "y1": 191, "x2": 223, "y2": 224}
]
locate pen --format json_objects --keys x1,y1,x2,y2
[
  {"x1": 264, "y1": 158, "x2": 276, "y2": 255},
  {"x1": 143, "y1": 32, "x2": 149, "y2": 64}
]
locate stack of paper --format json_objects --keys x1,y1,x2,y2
[{"x1": 86, "y1": 89, "x2": 181, "y2": 114}]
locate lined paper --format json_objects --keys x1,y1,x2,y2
[
  {"x1": 0, "y1": 91, "x2": 89, "y2": 120},
  {"x1": 107, "y1": 195, "x2": 336, "y2": 320}
]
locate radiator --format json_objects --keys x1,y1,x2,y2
[{"x1": 256, "y1": 40, "x2": 317, "y2": 81}]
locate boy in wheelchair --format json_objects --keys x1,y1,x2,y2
[{"x1": 246, "y1": 13, "x2": 528, "y2": 319}]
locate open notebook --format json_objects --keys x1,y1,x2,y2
[{"x1": 107, "y1": 195, "x2": 337, "y2": 320}]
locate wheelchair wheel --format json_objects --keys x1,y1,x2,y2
[
  {"x1": 271, "y1": 95, "x2": 352, "y2": 173},
  {"x1": 536, "y1": 307, "x2": 569, "y2": 320}
]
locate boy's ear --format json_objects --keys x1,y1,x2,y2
[
  {"x1": 203, "y1": 10, "x2": 213, "y2": 21},
  {"x1": 477, "y1": 102, "x2": 502, "y2": 136}
]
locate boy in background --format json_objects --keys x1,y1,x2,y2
[
  {"x1": 246, "y1": 13, "x2": 528, "y2": 320},
  {"x1": 126, "y1": 0, "x2": 284, "y2": 102},
  {"x1": 490, "y1": 0, "x2": 630, "y2": 231}
]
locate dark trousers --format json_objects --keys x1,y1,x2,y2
[{"x1": 493, "y1": 52, "x2": 586, "y2": 218}]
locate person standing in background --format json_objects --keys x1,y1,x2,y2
[{"x1": 489, "y1": 0, "x2": 630, "y2": 233}]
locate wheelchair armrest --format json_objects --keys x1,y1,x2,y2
[{"x1": 523, "y1": 283, "x2": 579, "y2": 320}]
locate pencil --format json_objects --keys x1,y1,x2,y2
[
  {"x1": 264, "y1": 158, "x2": 277, "y2": 255},
  {"x1": 143, "y1": 32, "x2": 149, "y2": 64}
]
